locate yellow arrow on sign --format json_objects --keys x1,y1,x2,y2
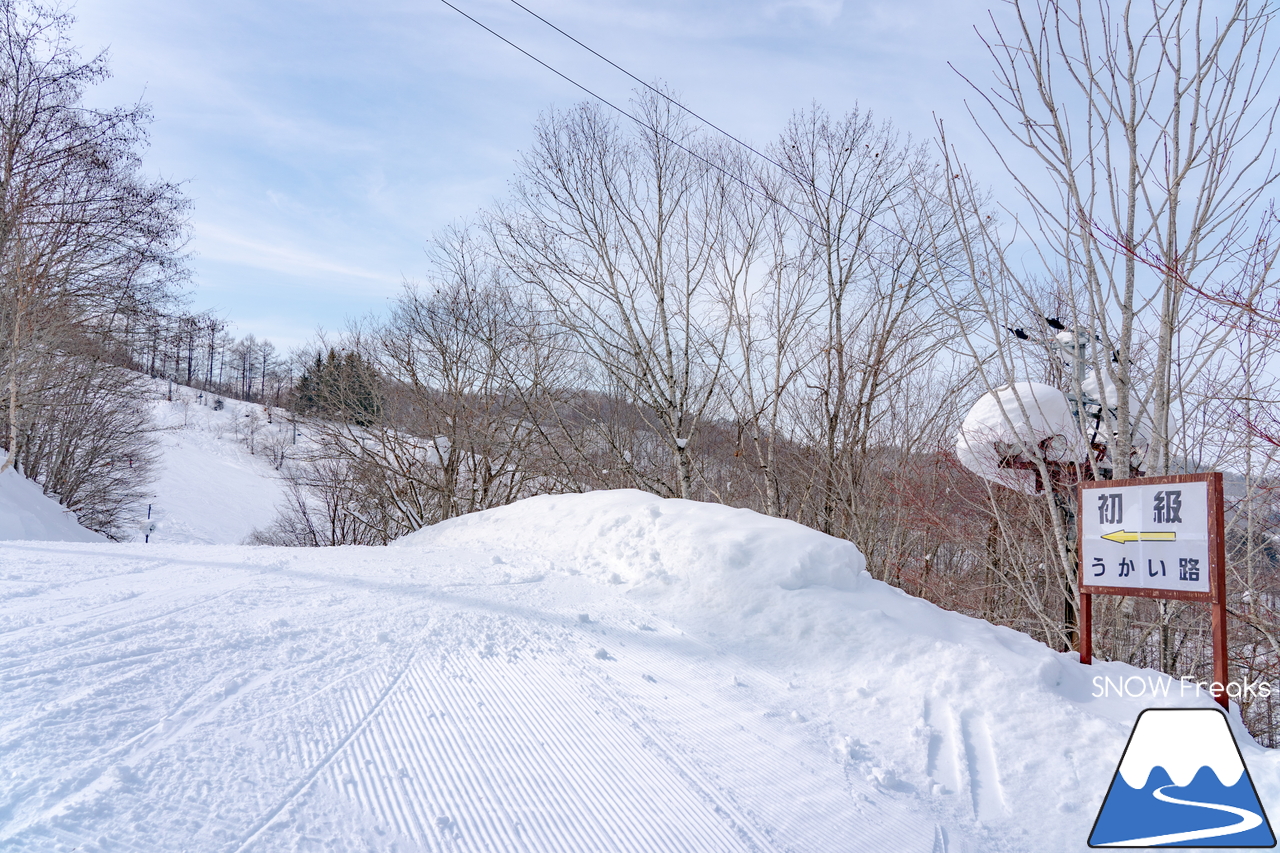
[{"x1": 1101, "y1": 530, "x2": 1177, "y2": 544}]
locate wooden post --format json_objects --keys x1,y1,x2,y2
[
  {"x1": 1077, "y1": 498, "x2": 1091, "y2": 664},
  {"x1": 1209, "y1": 472, "x2": 1229, "y2": 710},
  {"x1": 1080, "y1": 591, "x2": 1093, "y2": 664}
]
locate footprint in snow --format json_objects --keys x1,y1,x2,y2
[{"x1": 594, "y1": 648, "x2": 613, "y2": 661}]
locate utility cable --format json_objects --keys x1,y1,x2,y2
[
  {"x1": 437, "y1": 0, "x2": 955, "y2": 281},
  {"x1": 500, "y1": 0, "x2": 968, "y2": 279},
  {"x1": 437, "y1": 0, "x2": 844, "y2": 257}
]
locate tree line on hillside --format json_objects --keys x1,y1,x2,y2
[{"x1": 105, "y1": 310, "x2": 295, "y2": 408}]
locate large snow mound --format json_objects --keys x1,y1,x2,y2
[
  {"x1": 397, "y1": 490, "x2": 1067, "y2": 668},
  {"x1": 396, "y1": 488, "x2": 866, "y2": 597},
  {"x1": 397, "y1": 490, "x2": 929, "y2": 664},
  {"x1": 0, "y1": 468, "x2": 104, "y2": 542}
]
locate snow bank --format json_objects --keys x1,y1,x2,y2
[
  {"x1": 396, "y1": 489, "x2": 866, "y2": 612},
  {"x1": 390, "y1": 491, "x2": 1248, "y2": 722},
  {"x1": 397, "y1": 489, "x2": 1260, "y2": 845},
  {"x1": 390, "y1": 493, "x2": 1120, "y2": 697},
  {"x1": 397, "y1": 491, "x2": 1063, "y2": 675},
  {"x1": 956, "y1": 381, "x2": 1087, "y2": 494},
  {"x1": 0, "y1": 468, "x2": 104, "y2": 542}
]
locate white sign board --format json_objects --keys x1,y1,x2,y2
[{"x1": 1080, "y1": 479, "x2": 1211, "y2": 596}]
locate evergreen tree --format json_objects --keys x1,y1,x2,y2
[{"x1": 293, "y1": 349, "x2": 381, "y2": 427}]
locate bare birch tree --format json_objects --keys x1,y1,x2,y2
[
  {"x1": 719, "y1": 174, "x2": 822, "y2": 518},
  {"x1": 932, "y1": 0, "x2": 1280, "y2": 654},
  {"x1": 945, "y1": 0, "x2": 1278, "y2": 477},
  {"x1": 773, "y1": 106, "x2": 965, "y2": 546}
]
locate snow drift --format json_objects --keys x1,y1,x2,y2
[
  {"x1": 0, "y1": 468, "x2": 104, "y2": 542},
  {"x1": 396, "y1": 489, "x2": 865, "y2": 596}
]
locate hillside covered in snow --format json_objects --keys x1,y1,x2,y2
[
  {"x1": 1, "y1": 487, "x2": 1267, "y2": 853},
  {"x1": 128, "y1": 383, "x2": 289, "y2": 545}
]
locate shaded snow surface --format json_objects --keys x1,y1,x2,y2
[
  {"x1": 0, "y1": 468, "x2": 103, "y2": 542},
  {"x1": 1, "y1": 490, "x2": 1272, "y2": 852}
]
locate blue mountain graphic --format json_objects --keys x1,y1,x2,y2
[{"x1": 1090, "y1": 765, "x2": 1276, "y2": 847}]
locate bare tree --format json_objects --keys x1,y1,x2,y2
[
  {"x1": 771, "y1": 106, "x2": 966, "y2": 547},
  {"x1": 946, "y1": 0, "x2": 1278, "y2": 475},
  {"x1": 719, "y1": 173, "x2": 821, "y2": 518},
  {"x1": 265, "y1": 228, "x2": 573, "y2": 544},
  {"x1": 0, "y1": 2, "x2": 185, "y2": 472},
  {"x1": 494, "y1": 91, "x2": 737, "y2": 500},
  {"x1": 374, "y1": 264, "x2": 567, "y2": 524},
  {"x1": 932, "y1": 0, "x2": 1280, "y2": 656},
  {"x1": 0, "y1": 2, "x2": 184, "y2": 536}
]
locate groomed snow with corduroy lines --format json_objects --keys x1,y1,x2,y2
[{"x1": 1, "y1": 391, "x2": 1275, "y2": 852}]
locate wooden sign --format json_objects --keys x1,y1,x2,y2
[{"x1": 1077, "y1": 472, "x2": 1227, "y2": 708}]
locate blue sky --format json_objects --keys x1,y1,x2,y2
[{"x1": 73, "y1": 0, "x2": 999, "y2": 350}]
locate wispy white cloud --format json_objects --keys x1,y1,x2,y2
[
  {"x1": 763, "y1": 0, "x2": 845, "y2": 26},
  {"x1": 196, "y1": 222, "x2": 402, "y2": 285},
  {"x1": 70, "y1": 0, "x2": 1003, "y2": 343}
]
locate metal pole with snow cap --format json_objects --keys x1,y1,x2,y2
[
  {"x1": 955, "y1": 320, "x2": 1137, "y2": 654},
  {"x1": 956, "y1": 379, "x2": 1093, "y2": 651}
]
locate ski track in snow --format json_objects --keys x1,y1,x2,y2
[
  {"x1": 0, "y1": 544, "x2": 950, "y2": 853},
  {"x1": 922, "y1": 699, "x2": 1007, "y2": 823}
]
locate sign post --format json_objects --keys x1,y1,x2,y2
[{"x1": 1078, "y1": 472, "x2": 1228, "y2": 709}]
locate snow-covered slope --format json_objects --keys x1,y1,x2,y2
[
  {"x1": 134, "y1": 384, "x2": 288, "y2": 544},
  {"x1": 0, "y1": 467, "x2": 104, "y2": 542},
  {"x1": 0, "y1": 381, "x2": 285, "y2": 545},
  {"x1": 0, "y1": 489, "x2": 1268, "y2": 852}
]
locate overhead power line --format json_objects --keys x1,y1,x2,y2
[
  {"x1": 501, "y1": 0, "x2": 973, "y2": 281},
  {"x1": 436, "y1": 1, "x2": 802, "y2": 215},
  {"x1": 437, "y1": 0, "x2": 965, "y2": 280}
]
